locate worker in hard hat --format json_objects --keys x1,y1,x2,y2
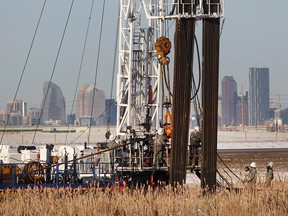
[
  {"x1": 189, "y1": 127, "x2": 201, "y2": 170},
  {"x1": 153, "y1": 128, "x2": 165, "y2": 168},
  {"x1": 265, "y1": 162, "x2": 274, "y2": 187},
  {"x1": 246, "y1": 162, "x2": 257, "y2": 191}
]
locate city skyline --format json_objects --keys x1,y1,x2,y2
[
  {"x1": 1, "y1": 72, "x2": 287, "y2": 127},
  {"x1": 0, "y1": 1, "x2": 288, "y2": 110}
]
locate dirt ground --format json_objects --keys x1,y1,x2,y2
[{"x1": 217, "y1": 151, "x2": 288, "y2": 182}]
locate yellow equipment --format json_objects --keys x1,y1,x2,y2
[{"x1": 155, "y1": 36, "x2": 171, "y2": 65}]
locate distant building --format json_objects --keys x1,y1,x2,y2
[
  {"x1": 236, "y1": 91, "x2": 248, "y2": 126},
  {"x1": 67, "y1": 113, "x2": 76, "y2": 125},
  {"x1": 28, "y1": 108, "x2": 41, "y2": 126},
  {"x1": 6, "y1": 99, "x2": 27, "y2": 126},
  {"x1": 105, "y1": 99, "x2": 116, "y2": 126},
  {"x1": 6, "y1": 99, "x2": 23, "y2": 114},
  {"x1": 218, "y1": 97, "x2": 222, "y2": 127},
  {"x1": 275, "y1": 108, "x2": 288, "y2": 125},
  {"x1": 76, "y1": 84, "x2": 105, "y2": 126},
  {"x1": 0, "y1": 110, "x2": 7, "y2": 125},
  {"x1": 40, "y1": 81, "x2": 66, "y2": 125},
  {"x1": 221, "y1": 76, "x2": 237, "y2": 126},
  {"x1": 248, "y1": 67, "x2": 269, "y2": 126}
]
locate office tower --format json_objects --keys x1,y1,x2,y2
[
  {"x1": 40, "y1": 81, "x2": 66, "y2": 124},
  {"x1": 67, "y1": 113, "x2": 76, "y2": 125},
  {"x1": 6, "y1": 99, "x2": 23, "y2": 113},
  {"x1": 236, "y1": 91, "x2": 248, "y2": 126},
  {"x1": 248, "y1": 67, "x2": 269, "y2": 126},
  {"x1": 221, "y1": 76, "x2": 237, "y2": 126},
  {"x1": 6, "y1": 99, "x2": 27, "y2": 125},
  {"x1": 28, "y1": 108, "x2": 41, "y2": 126},
  {"x1": 76, "y1": 84, "x2": 105, "y2": 126},
  {"x1": 105, "y1": 99, "x2": 117, "y2": 126}
]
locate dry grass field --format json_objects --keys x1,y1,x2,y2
[
  {"x1": 1, "y1": 181, "x2": 288, "y2": 216},
  {"x1": 1, "y1": 130, "x2": 288, "y2": 215}
]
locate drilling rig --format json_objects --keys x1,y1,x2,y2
[
  {"x1": 0, "y1": 1, "x2": 224, "y2": 191},
  {"x1": 116, "y1": 0, "x2": 223, "y2": 190}
]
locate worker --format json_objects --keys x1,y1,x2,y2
[
  {"x1": 108, "y1": 134, "x2": 118, "y2": 167},
  {"x1": 154, "y1": 128, "x2": 165, "y2": 167},
  {"x1": 246, "y1": 162, "x2": 257, "y2": 192},
  {"x1": 265, "y1": 162, "x2": 274, "y2": 187},
  {"x1": 189, "y1": 126, "x2": 201, "y2": 169}
]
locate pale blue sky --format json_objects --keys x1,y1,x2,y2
[{"x1": 0, "y1": 0, "x2": 288, "y2": 111}]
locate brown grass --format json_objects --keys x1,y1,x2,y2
[{"x1": 1, "y1": 181, "x2": 288, "y2": 216}]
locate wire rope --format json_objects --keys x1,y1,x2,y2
[
  {"x1": 106, "y1": 1, "x2": 120, "y2": 136},
  {"x1": 64, "y1": 0, "x2": 96, "y2": 145},
  {"x1": 217, "y1": 153, "x2": 242, "y2": 181},
  {"x1": 31, "y1": 0, "x2": 75, "y2": 145},
  {"x1": 87, "y1": 0, "x2": 106, "y2": 145},
  {"x1": 0, "y1": 0, "x2": 47, "y2": 152}
]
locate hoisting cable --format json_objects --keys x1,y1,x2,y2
[
  {"x1": 87, "y1": 0, "x2": 106, "y2": 145},
  {"x1": 31, "y1": 0, "x2": 75, "y2": 145},
  {"x1": 216, "y1": 169, "x2": 232, "y2": 188},
  {"x1": 163, "y1": 64, "x2": 172, "y2": 100},
  {"x1": 220, "y1": 18, "x2": 225, "y2": 37},
  {"x1": 191, "y1": 35, "x2": 202, "y2": 126},
  {"x1": 162, "y1": 34, "x2": 201, "y2": 101},
  {"x1": 59, "y1": 92, "x2": 121, "y2": 147},
  {"x1": 64, "y1": 0, "x2": 96, "y2": 145},
  {"x1": 217, "y1": 153, "x2": 242, "y2": 181},
  {"x1": 61, "y1": 98, "x2": 116, "y2": 146},
  {"x1": 105, "y1": 2, "x2": 120, "y2": 140},
  {"x1": 0, "y1": 0, "x2": 48, "y2": 152},
  {"x1": 190, "y1": 34, "x2": 201, "y2": 100}
]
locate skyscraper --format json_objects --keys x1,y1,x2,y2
[
  {"x1": 221, "y1": 76, "x2": 237, "y2": 126},
  {"x1": 40, "y1": 81, "x2": 66, "y2": 124},
  {"x1": 248, "y1": 67, "x2": 269, "y2": 126},
  {"x1": 105, "y1": 99, "x2": 117, "y2": 126},
  {"x1": 236, "y1": 91, "x2": 248, "y2": 126},
  {"x1": 76, "y1": 84, "x2": 105, "y2": 126},
  {"x1": 6, "y1": 99, "x2": 27, "y2": 125}
]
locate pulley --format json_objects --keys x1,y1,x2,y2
[{"x1": 155, "y1": 36, "x2": 171, "y2": 65}]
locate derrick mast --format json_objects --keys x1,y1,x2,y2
[{"x1": 117, "y1": 0, "x2": 224, "y2": 189}]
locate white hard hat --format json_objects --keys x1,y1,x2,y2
[
  {"x1": 250, "y1": 162, "x2": 257, "y2": 168},
  {"x1": 268, "y1": 162, "x2": 273, "y2": 168},
  {"x1": 109, "y1": 134, "x2": 116, "y2": 141},
  {"x1": 194, "y1": 126, "x2": 200, "y2": 131},
  {"x1": 157, "y1": 128, "x2": 164, "y2": 135}
]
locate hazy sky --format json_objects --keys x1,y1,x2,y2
[{"x1": 0, "y1": 0, "x2": 288, "y2": 111}]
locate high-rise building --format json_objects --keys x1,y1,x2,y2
[
  {"x1": 67, "y1": 113, "x2": 76, "y2": 125},
  {"x1": 236, "y1": 91, "x2": 248, "y2": 126},
  {"x1": 6, "y1": 99, "x2": 27, "y2": 125},
  {"x1": 76, "y1": 84, "x2": 105, "y2": 126},
  {"x1": 40, "y1": 81, "x2": 66, "y2": 124},
  {"x1": 248, "y1": 67, "x2": 269, "y2": 126},
  {"x1": 6, "y1": 99, "x2": 23, "y2": 114},
  {"x1": 105, "y1": 99, "x2": 117, "y2": 126},
  {"x1": 221, "y1": 76, "x2": 237, "y2": 126},
  {"x1": 28, "y1": 108, "x2": 41, "y2": 126}
]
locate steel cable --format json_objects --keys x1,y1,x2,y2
[
  {"x1": 31, "y1": 0, "x2": 75, "y2": 145},
  {"x1": 0, "y1": 0, "x2": 47, "y2": 152}
]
